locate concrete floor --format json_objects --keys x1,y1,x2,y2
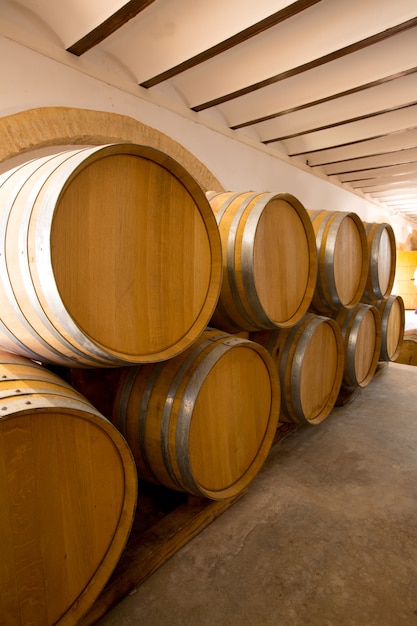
[{"x1": 97, "y1": 359, "x2": 417, "y2": 626}]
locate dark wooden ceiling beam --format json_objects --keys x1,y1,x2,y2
[
  {"x1": 139, "y1": 0, "x2": 322, "y2": 88},
  {"x1": 262, "y1": 100, "x2": 417, "y2": 145},
  {"x1": 330, "y1": 160, "x2": 417, "y2": 178},
  {"x1": 289, "y1": 125, "x2": 417, "y2": 157},
  {"x1": 310, "y1": 145, "x2": 417, "y2": 167},
  {"x1": 192, "y1": 17, "x2": 417, "y2": 112},
  {"x1": 347, "y1": 174, "x2": 417, "y2": 187},
  {"x1": 231, "y1": 67, "x2": 417, "y2": 130},
  {"x1": 67, "y1": 0, "x2": 155, "y2": 56}
]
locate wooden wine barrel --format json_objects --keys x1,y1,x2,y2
[
  {"x1": 0, "y1": 350, "x2": 137, "y2": 626},
  {"x1": 308, "y1": 209, "x2": 368, "y2": 313},
  {"x1": 362, "y1": 222, "x2": 396, "y2": 301},
  {"x1": 111, "y1": 329, "x2": 280, "y2": 500},
  {"x1": 0, "y1": 144, "x2": 222, "y2": 367},
  {"x1": 206, "y1": 191, "x2": 317, "y2": 332},
  {"x1": 373, "y1": 295, "x2": 405, "y2": 361},
  {"x1": 332, "y1": 304, "x2": 382, "y2": 389},
  {"x1": 251, "y1": 313, "x2": 344, "y2": 425}
]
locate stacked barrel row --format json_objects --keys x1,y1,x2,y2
[
  {"x1": 0, "y1": 143, "x2": 404, "y2": 625},
  {"x1": 305, "y1": 210, "x2": 404, "y2": 388},
  {"x1": 206, "y1": 190, "x2": 340, "y2": 427},
  {"x1": 207, "y1": 191, "x2": 404, "y2": 427},
  {"x1": 0, "y1": 145, "x2": 275, "y2": 625}
]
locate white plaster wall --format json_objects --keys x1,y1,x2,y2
[{"x1": 0, "y1": 34, "x2": 413, "y2": 244}]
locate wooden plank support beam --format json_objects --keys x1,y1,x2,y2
[
  {"x1": 79, "y1": 492, "x2": 246, "y2": 625},
  {"x1": 67, "y1": 0, "x2": 155, "y2": 56}
]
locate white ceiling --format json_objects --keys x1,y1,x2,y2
[{"x1": 2, "y1": 0, "x2": 417, "y2": 221}]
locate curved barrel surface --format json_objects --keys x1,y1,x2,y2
[
  {"x1": 0, "y1": 144, "x2": 222, "y2": 366},
  {"x1": 207, "y1": 191, "x2": 317, "y2": 332},
  {"x1": 0, "y1": 351, "x2": 137, "y2": 625}
]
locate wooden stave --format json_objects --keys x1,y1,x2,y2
[
  {"x1": 111, "y1": 329, "x2": 281, "y2": 500},
  {"x1": 0, "y1": 144, "x2": 222, "y2": 367},
  {"x1": 331, "y1": 304, "x2": 382, "y2": 389},
  {"x1": 0, "y1": 350, "x2": 137, "y2": 626},
  {"x1": 362, "y1": 222, "x2": 397, "y2": 301},
  {"x1": 308, "y1": 209, "x2": 369, "y2": 314},
  {"x1": 372, "y1": 295, "x2": 405, "y2": 362},
  {"x1": 251, "y1": 313, "x2": 344, "y2": 426},
  {"x1": 207, "y1": 191, "x2": 318, "y2": 332}
]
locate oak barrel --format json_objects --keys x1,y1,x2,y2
[
  {"x1": 308, "y1": 209, "x2": 368, "y2": 313},
  {"x1": 362, "y1": 222, "x2": 396, "y2": 301},
  {"x1": 0, "y1": 350, "x2": 137, "y2": 625},
  {"x1": 332, "y1": 304, "x2": 382, "y2": 389},
  {"x1": 0, "y1": 144, "x2": 222, "y2": 367},
  {"x1": 111, "y1": 329, "x2": 280, "y2": 500},
  {"x1": 251, "y1": 313, "x2": 344, "y2": 425},
  {"x1": 206, "y1": 191, "x2": 317, "y2": 332},
  {"x1": 373, "y1": 295, "x2": 405, "y2": 361}
]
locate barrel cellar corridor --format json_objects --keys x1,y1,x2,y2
[
  {"x1": 1, "y1": 1, "x2": 417, "y2": 624},
  {"x1": 96, "y1": 360, "x2": 417, "y2": 626},
  {"x1": 0, "y1": 121, "x2": 412, "y2": 625}
]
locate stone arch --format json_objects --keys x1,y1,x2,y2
[{"x1": 0, "y1": 106, "x2": 223, "y2": 192}]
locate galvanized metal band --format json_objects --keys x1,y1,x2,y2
[
  {"x1": 277, "y1": 322, "x2": 302, "y2": 421},
  {"x1": 0, "y1": 156, "x2": 77, "y2": 364},
  {"x1": 11, "y1": 149, "x2": 113, "y2": 365},
  {"x1": 226, "y1": 192, "x2": 262, "y2": 329},
  {"x1": 162, "y1": 334, "x2": 232, "y2": 493},
  {"x1": 368, "y1": 224, "x2": 393, "y2": 300},
  {"x1": 0, "y1": 385, "x2": 85, "y2": 402},
  {"x1": 344, "y1": 308, "x2": 367, "y2": 386},
  {"x1": 175, "y1": 337, "x2": 247, "y2": 496},
  {"x1": 0, "y1": 370, "x2": 83, "y2": 393},
  {"x1": 160, "y1": 347, "x2": 202, "y2": 492},
  {"x1": 377, "y1": 297, "x2": 396, "y2": 361},
  {"x1": 117, "y1": 364, "x2": 162, "y2": 485},
  {"x1": 290, "y1": 316, "x2": 324, "y2": 424},
  {"x1": 199, "y1": 330, "x2": 233, "y2": 343},
  {"x1": 139, "y1": 364, "x2": 171, "y2": 485},
  {"x1": 0, "y1": 393, "x2": 102, "y2": 419},
  {"x1": 211, "y1": 191, "x2": 242, "y2": 223},
  {"x1": 336, "y1": 309, "x2": 352, "y2": 345},
  {"x1": 241, "y1": 193, "x2": 278, "y2": 328},
  {"x1": 31, "y1": 146, "x2": 120, "y2": 365},
  {"x1": 365, "y1": 223, "x2": 383, "y2": 299},
  {"x1": 379, "y1": 308, "x2": 389, "y2": 361},
  {"x1": 0, "y1": 356, "x2": 39, "y2": 367},
  {"x1": 0, "y1": 328, "x2": 45, "y2": 363},
  {"x1": 0, "y1": 158, "x2": 39, "y2": 186},
  {"x1": 323, "y1": 212, "x2": 349, "y2": 308}
]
